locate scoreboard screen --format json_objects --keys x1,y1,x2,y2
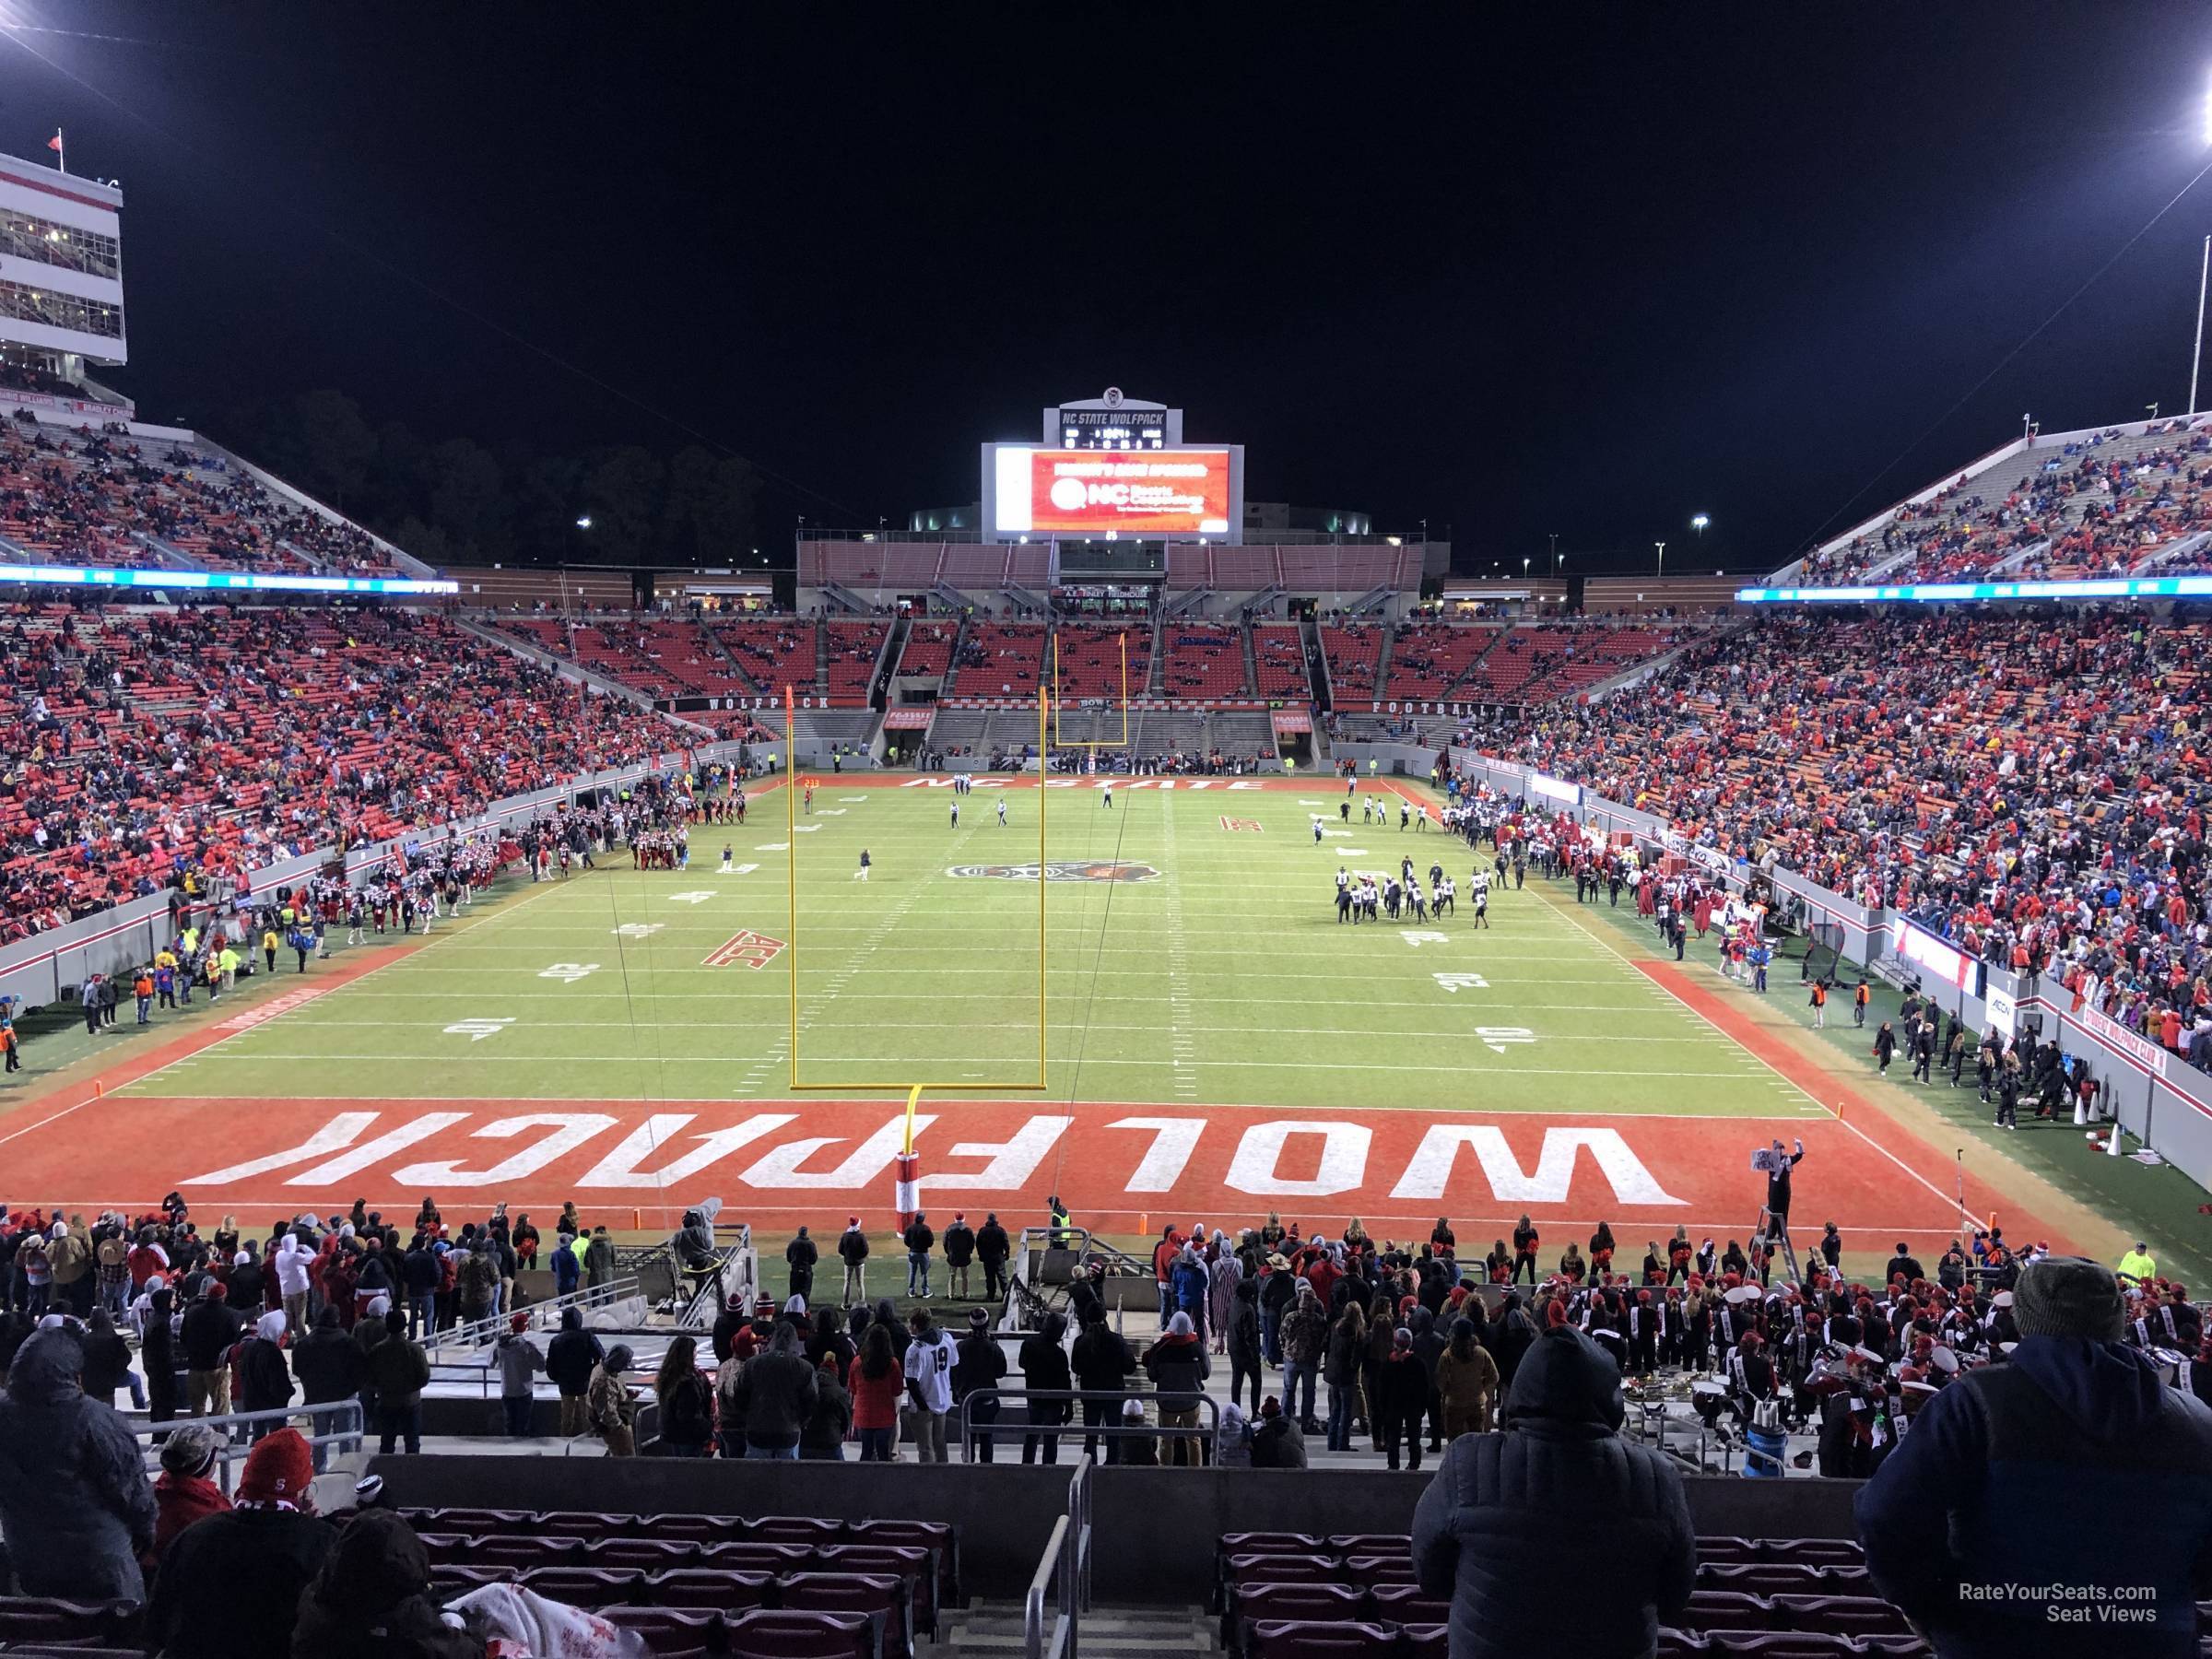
[{"x1": 990, "y1": 446, "x2": 1234, "y2": 537}]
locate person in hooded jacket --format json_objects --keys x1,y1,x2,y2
[
  {"x1": 142, "y1": 1285, "x2": 182, "y2": 1423},
  {"x1": 1856, "y1": 1255, "x2": 2212, "y2": 1659},
  {"x1": 1072, "y1": 1308, "x2": 1135, "y2": 1465},
  {"x1": 1250, "y1": 1394, "x2": 1308, "y2": 1468},
  {"x1": 1226, "y1": 1277, "x2": 1265, "y2": 1416},
  {"x1": 951, "y1": 1305, "x2": 1007, "y2": 1460},
  {"x1": 0, "y1": 1326, "x2": 159, "y2": 1603},
  {"x1": 1488, "y1": 1291, "x2": 1535, "y2": 1394},
  {"x1": 1141, "y1": 1310, "x2": 1211, "y2": 1467},
  {"x1": 77, "y1": 1307, "x2": 138, "y2": 1409},
  {"x1": 724, "y1": 1321, "x2": 818, "y2": 1458},
  {"x1": 545, "y1": 1306, "x2": 604, "y2": 1438},
  {"x1": 237, "y1": 1309, "x2": 296, "y2": 1430},
  {"x1": 145, "y1": 1428, "x2": 334, "y2": 1659},
  {"x1": 289, "y1": 1508, "x2": 481, "y2": 1659},
  {"x1": 801, "y1": 1354, "x2": 853, "y2": 1459},
  {"x1": 1413, "y1": 1325, "x2": 1694, "y2": 1659},
  {"x1": 784, "y1": 1226, "x2": 818, "y2": 1306}
]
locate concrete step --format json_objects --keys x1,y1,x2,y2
[{"x1": 935, "y1": 1600, "x2": 1225, "y2": 1659}]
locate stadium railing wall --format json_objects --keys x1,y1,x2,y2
[
  {"x1": 1339, "y1": 739, "x2": 2212, "y2": 1193},
  {"x1": 0, "y1": 739, "x2": 754, "y2": 1010}
]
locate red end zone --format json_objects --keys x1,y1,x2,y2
[{"x1": 0, "y1": 1093, "x2": 2056, "y2": 1249}]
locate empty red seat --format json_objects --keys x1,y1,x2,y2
[
  {"x1": 1703, "y1": 1635, "x2": 1856, "y2": 1657},
  {"x1": 857, "y1": 1519, "x2": 959, "y2": 1606},
  {"x1": 595, "y1": 1606, "x2": 719, "y2": 1657},
  {"x1": 1369, "y1": 1584, "x2": 1451, "y2": 1624},
  {"x1": 1700, "y1": 1564, "x2": 1826, "y2": 1597},
  {"x1": 1326, "y1": 1534, "x2": 1411, "y2": 1557},
  {"x1": 697, "y1": 1542, "x2": 814, "y2": 1573},
  {"x1": 0, "y1": 1599, "x2": 131, "y2": 1643},
  {"x1": 423, "y1": 1506, "x2": 534, "y2": 1535},
  {"x1": 1345, "y1": 1554, "x2": 1418, "y2": 1583},
  {"x1": 1771, "y1": 1539, "x2": 1865, "y2": 1568},
  {"x1": 1694, "y1": 1535, "x2": 1761, "y2": 1565},
  {"x1": 1656, "y1": 1631, "x2": 1712, "y2": 1658},
  {"x1": 1400, "y1": 1625, "x2": 1449, "y2": 1659},
  {"x1": 478, "y1": 1535, "x2": 588, "y2": 1571},
  {"x1": 1684, "y1": 1591, "x2": 1775, "y2": 1633},
  {"x1": 535, "y1": 1509, "x2": 619, "y2": 1539},
  {"x1": 641, "y1": 1569, "x2": 775, "y2": 1612},
  {"x1": 1238, "y1": 1581, "x2": 1369, "y2": 1626},
  {"x1": 591, "y1": 1537, "x2": 701, "y2": 1572},
  {"x1": 780, "y1": 1571, "x2": 908, "y2": 1659},
  {"x1": 1222, "y1": 1532, "x2": 1327, "y2": 1555},
  {"x1": 724, "y1": 1607, "x2": 877, "y2": 1659},
  {"x1": 642, "y1": 1512, "x2": 747, "y2": 1546},
  {"x1": 1769, "y1": 1596, "x2": 1911, "y2": 1639},
  {"x1": 1230, "y1": 1554, "x2": 1344, "y2": 1590},
  {"x1": 514, "y1": 1566, "x2": 647, "y2": 1609},
  {"x1": 752, "y1": 1515, "x2": 847, "y2": 1546},
  {"x1": 1247, "y1": 1618, "x2": 1400, "y2": 1659},
  {"x1": 818, "y1": 1544, "x2": 936, "y2": 1635}
]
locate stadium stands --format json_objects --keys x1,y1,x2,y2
[
  {"x1": 1458, "y1": 608, "x2": 2212, "y2": 1075},
  {"x1": 495, "y1": 618, "x2": 754, "y2": 700},
  {"x1": 1377, "y1": 622, "x2": 1496, "y2": 702},
  {"x1": 1797, "y1": 421, "x2": 2212, "y2": 587},
  {"x1": 826, "y1": 621, "x2": 892, "y2": 703},
  {"x1": 0, "y1": 603, "x2": 685, "y2": 943},
  {"x1": 1053, "y1": 623, "x2": 1151, "y2": 700},
  {"x1": 948, "y1": 622, "x2": 1045, "y2": 697},
  {"x1": 1252, "y1": 624, "x2": 1310, "y2": 699},
  {"x1": 892, "y1": 619, "x2": 959, "y2": 687},
  {"x1": 1319, "y1": 624, "x2": 1384, "y2": 702},
  {"x1": 1161, "y1": 623, "x2": 1249, "y2": 697},
  {"x1": 713, "y1": 618, "x2": 818, "y2": 699},
  {"x1": 0, "y1": 419, "x2": 401, "y2": 577},
  {"x1": 1456, "y1": 622, "x2": 1680, "y2": 704}
]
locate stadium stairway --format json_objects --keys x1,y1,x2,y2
[{"x1": 940, "y1": 1600, "x2": 1223, "y2": 1659}]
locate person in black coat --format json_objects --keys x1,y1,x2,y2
[
  {"x1": 1488, "y1": 1293, "x2": 1535, "y2": 1394},
  {"x1": 1374, "y1": 1326, "x2": 1436, "y2": 1470},
  {"x1": 1413, "y1": 1326, "x2": 1694, "y2": 1659},
  {"x1": 545, "y1": 1306, "x2": 605, "y2": 1439},
  {"x1": 76, "y1": 1309, "x2": 135, "y2": 1408},
  {"x1": 784, "y1": 1227, "x2": 818, "y2": 1307},
  {"x1": 943, "y1": 1214, "x2": 977, "y2": 1300},
  {"x1": 950, "y1": 1307, "x2": 1006, "y2": 1461},
  {"x1": 1019, "y1": 1312, "x2": 1072, "y2": 1464},
  {"x1": 977, "y1": 1214, "x2": 1012, "y2": 1302},
  {"x1": 1071, "y1": 1310, "x2": 1135, "y2": 1465},
  {"x1": 1250, "y1": 1395, "x2": 1308, "y2": 1468},
  {"x1": 291, "y1": 1305, "x2": 365, "y2": 1472},
  {"x1": 141, "y1": 1287, "x2": 180, "y2": 1423},
  {"x1": 1226, "y1": 1277, "x2": 1265, "y2": 1415}
]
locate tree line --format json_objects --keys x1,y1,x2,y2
[{"x1": 216, "y1": 388, "x2": 762, "y2": 571}]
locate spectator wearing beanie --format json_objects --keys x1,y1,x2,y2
[
  {"x1": 144, "y1": 1427, "x2": 335, "y2": 1659},
  {"x1": 0, "y1": 1326, "x2": 158, "y2": 1602},
  {"x1": 1857, "y1": 1254, "x2": 2212, "y2": 1658},
  {"x1": 147, "y1": 1422, "x2": 230, "y2": 1568}
]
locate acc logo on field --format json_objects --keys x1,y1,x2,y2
[{"x1": 947, "y1": 861, "x2": 1162, "y2": 883}]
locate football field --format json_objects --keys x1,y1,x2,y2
[{"x1": 0, "y1": 778, "x2": 2040, "y2": 1253}]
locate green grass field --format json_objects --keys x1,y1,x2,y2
[{"x1": 111, "y1": 783, "x2": 1819, "y2": 1118}]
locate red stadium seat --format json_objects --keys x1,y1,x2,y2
[
  {"x1": 724, "y1": 1607, "x2": 878, "y2": 1659},
  {"x1": 779, "y1": 1571, "x2": 908, "y2": 1659},
  {"x1": 1368, "y1": 1584, "x2": 1452, "y2": 1625},
  {"x1": 751, "y1": 1515, "x2": 849, "y2": 1547},
  {"x1": 478, "y1": 1535, "x2": 588, "y2": 1571},
  {"x1": 1246, "y1": 1618, "x2": 1400, "y2": 1659},
  {"x1": 514, "y1": 1567, "x2": 648, "y2": 1609},
  {"x1": 591, "y1": 1537, "x2": 703, "y2": 1572},
  {"x1": 1683, "y1": 1591, "x2": 1776, "y2": 1634},
  {"x1": 1700, "y1": 1564, "x2": 1828, "y2": 1599},
  {"x1": 641, "y1": 1569, "x2": 776, "y2": 1611},
  {"x1": 1769, "y1": 1597, "x2": 1912, "y2": 1639},
  {"x1": 596, "y1": 1604, "x2": 719, "y2": 1659},
  {"x1": 1400, "y1": 1625, "x2": 1449, "y2": 1659},
  {"x1": 1704, "y1": 1636, "x2": 1857, "y2": 1658}
]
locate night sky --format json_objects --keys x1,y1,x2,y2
[{"x1": 10, "y1": 3, "x2": 2212, "y2": 575}]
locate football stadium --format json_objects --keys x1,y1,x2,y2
[{"x1": 6, "y1": 13, "x2": 2212, "y2": 1659}]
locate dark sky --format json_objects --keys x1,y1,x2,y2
[{"x1": 10, "y1": 3, "x2": 2212, "y2": 575}]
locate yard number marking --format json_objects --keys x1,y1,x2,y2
[
  {"x1": 538, "y1": 963, "x2": 601, "y2": 983},
  {"x1": 1432, "y1": 971, "x2": 1489, "y2": 993},
  {"x1": 1476, "y1": 1026, "x2": 1536, "y2": 1054},
  {"x1": 443, "y1": 1018, "x2": 515, "y2": 1042}
]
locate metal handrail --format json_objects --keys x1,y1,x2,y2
[
  {"x1": 130, "y1": 1400, "x2": 363, "y2": 1495},
  {"x1": 676, "y1": 1224, "x2": 756, "y2": 1327},
  {"x1": 1024, "y1": 1456, "x2": 1094, "y2": 1659},
  {"x1": 426, "y1": 1276, "x2": 643, "y2": 1353},
  {"x1": 958, "y1": 1388, "x2": 1219, "y2": 1464}
]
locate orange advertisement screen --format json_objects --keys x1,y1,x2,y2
[{"x1": 1018, "y1": 448, "x2": 1232, "y2": 535}]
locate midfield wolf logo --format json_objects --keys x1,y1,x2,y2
[{"x1": 946, "y1": 861, "x2": 1162, "y2": 883}]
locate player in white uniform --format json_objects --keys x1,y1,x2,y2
[
  {"x1": 998, "y1": 796, "x2": 1008, "y2": 827},
  {"x1": 950, "y1": 799, "x2": 960, "y2": 829},
  {"x1": 1313, "y1": 816, "x2": 1324, "y2": 844}
]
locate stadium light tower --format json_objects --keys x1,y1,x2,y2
[
  {"x1": 1655, "y1": 540, "x2": 1666, "y2": 577},
  {"x1": 1692, "y1": 512, "x2": 1710, "y2": 539},
  {"x1": 575, "y1": 515, "x2": 592, "y2": 530}
]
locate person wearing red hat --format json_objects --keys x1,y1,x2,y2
[{"x1": 143, "y1": 1427, "x2": 335, "y2": 1659}]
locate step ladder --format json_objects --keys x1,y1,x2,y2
[{"x1": 1753, "y1": 1206, "x2": 1804, "y2": 1286}]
